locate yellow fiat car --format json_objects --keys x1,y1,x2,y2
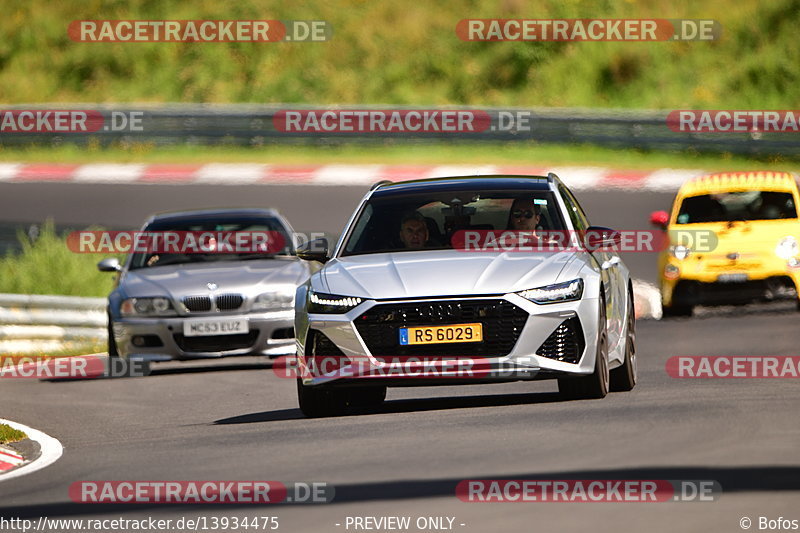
[{"x1": 650, "y1": 171, "x2": 800, "y2": 316}]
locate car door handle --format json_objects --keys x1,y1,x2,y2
[{"x1": 601, "y1": 256, "x2": 620, "y2": 269}]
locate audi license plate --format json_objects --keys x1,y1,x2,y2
[{"x1": 399, "y1": 323, "x2": 483, "y2": 345}]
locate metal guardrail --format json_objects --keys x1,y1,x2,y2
[
  {"x1": 0, "y1": 294, "x2": 106, "y2": 354},
  {"x1": 1, "y1": 104, "x2": 797, "y2": 156}
]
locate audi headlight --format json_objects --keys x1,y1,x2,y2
[
  {"x1": 252, "y1": 287, "x2": 296, "y2": 311},
  {"x1": 775, "y1": 236, "x2": 798, "y2": 260},
  {"x1": 120, "y1": 297, "x2": 176, "y2": 317},
  {"x1": 308, "y1": 291, "x2": 364, "y2": 313},
  {"x1": 670, "y1": 244, "x2": 691, "y2": 260},
  {"x1": 517, "y1": 279, "x2": 584, "y2": 304}
]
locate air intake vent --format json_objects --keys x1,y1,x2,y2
[{"x1": 536, "y1": 317, "x2": 585, "y2": 363}]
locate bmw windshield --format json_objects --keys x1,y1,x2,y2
[{"x1": 128, "y1": 215, "x2": 293, "y2": 270}]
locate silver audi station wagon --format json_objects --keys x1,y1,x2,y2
[{"x1": 294, "y1": 175, "x2": 636, "y2": 416}]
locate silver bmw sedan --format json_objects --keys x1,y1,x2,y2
[{"x1": 98, "y1": 208, "x2": 313, "y2": 372}]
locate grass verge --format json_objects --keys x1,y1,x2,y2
[
  {"x1": 0, "y1": 424, "x2": 27, "y2": 445},
  {"x1": 0, "y1": 143, "x2": 798, "y2": 171},
  {"x1": 0, "y1": 221, "x2": 118, "y2": 297},
  {"x1": 2, "y1": 341, "x2": 107, "y2": 362}
]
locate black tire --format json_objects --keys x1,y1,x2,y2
[
  {"x1": 559, "y1": 293, "x2": 609, "y2": 400},
  {"x1": 610, "y1": 288, "x2": 637, "y2": 392},
  {"x1": 296, "y1": 378, "x2": 349, "y2": 417},
  {"x1": 662, "y1": 302, "x2": 693, "y2": 317},
  {"x1": 347, "y1": 386, "x2": 387, "y2": 408},
  {"x1": 296, "y1": 333, "x2": 350, "y2": 417},
  {"x1": 107, "y1": 312, "x2": 119, "y2": 358}
]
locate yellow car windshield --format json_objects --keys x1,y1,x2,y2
[{"x1": 676, "y1": 191, "x2": 797, "y2": 224}]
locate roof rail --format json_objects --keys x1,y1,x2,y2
[
  {"x1": 370, "y1": 179, "x2": 393, "y2": 191},
  {"x1": 546, "y1": 172, "x2": 558, "y2": 183}
]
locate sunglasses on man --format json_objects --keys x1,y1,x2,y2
[{"x1": 512, "y1": 209, "x2": 539, "y2": 219}]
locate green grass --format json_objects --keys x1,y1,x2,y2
[
  {"x1": 0, "y1": 0, "x2": 797, "y2": 108},
  {"x1": 0, "y1": 143, "x2": 798, "y2": 172},
  {"x1": 0, "y1": 221, "x2": 118, "y2": 297},
  {"x1": 2, "y1": 342, "x2": 106, "y2": 360},
  {"x1": 0, "y1": 424, "x2": 27, "y2": 445}
]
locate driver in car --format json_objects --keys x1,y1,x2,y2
[
  {"x1": 505, "y1": 198, "x2": 558, "y2": 250},
  {"x1": 508, "y1": 197, "x2": 542, "y2": 232},
  {"x1": 399, "y1": 211, "x2": 430, "y2": 249}
]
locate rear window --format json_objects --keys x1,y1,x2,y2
[{"x1": 676, "y1": 191, "x2": 798, "y2": 224}]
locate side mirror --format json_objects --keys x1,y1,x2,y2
[
  {"x1": 97, "y1": 258, "x2": 122, "y2": 272},
  {"x1": 296, "y1": 238, "x2": 330, "y2": 263},
  {"x1": 650, "y1": 210, "x2": 670, "y2": 230},
  {"x1": 584, "y1": 226, "x2": 620, "y2": 251}
]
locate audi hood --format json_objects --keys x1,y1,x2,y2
[{"x1": 318, "y1": 250, "x2": 580, "y2": 299}]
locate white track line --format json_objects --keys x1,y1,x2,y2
[
  {"x1": 195, "y1": 163, "x2": 269, "y2": 184},
  {"x1": 0, "y1": 418, "x2": 63, "y2": 482},
  {"x1": 311, "y1": 164, "x2": 384, "y2": 186},
  {"x1": 0, "y1": 163, "x2": 23, "y2": 181},
  {"x1": 426, "y1": 165, "x2": 498, "y2": 179},
  {"x1": 72, "y1": 164, "x2": 145, "y2": 183},
  {"x1": 632, "y1": 278, "x2": 663, "y2": 320},
  {"x1": 643, "y1": 168, "x2": 705, "y2": 192},
  {"x1": 547, "y1": 166, "x2": 607, "y2": 190}
]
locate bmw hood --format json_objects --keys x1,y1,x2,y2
[
  {"x1": 319, "y1": 251, "x2": 576, "y2": 299},
  {"x1": 120, "y1": 258, "x2": 308, "y2": 298}
]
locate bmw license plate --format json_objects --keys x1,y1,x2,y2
[
  {"x1": 399, "y1": 323, "x2": 483, "y2": 345},
  {"x1": 183, "y1": 317, "x2": 249, "y2": 337},
  {"x1": 717, "y1": 273, "x2": 748, "y2": 283}
]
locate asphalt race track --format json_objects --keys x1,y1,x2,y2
[
  {"x1": 1, "y1": 181, "x2": 799, "y2": 532},
  {"x1": 0, "y1": 182, "x2": 672, "y2": 283}
]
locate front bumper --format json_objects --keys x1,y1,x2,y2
[
  {"x1": 659, "y1": 256, "x2": 800, "y2": 306},
  {"x1": 113, "y1": 310, "x2": 295, "y2": 361},
  {"x1": 297, "y1": 294, "x2": 600, "y2": 387}
]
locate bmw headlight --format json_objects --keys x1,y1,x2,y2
[
  {"x1": 308, "y1": 291, "x2": 364, "y2": 313},
  {"x1": 670, "y1": 244, "x2": 691, "y2": 260},
  {"x1": 517, "y1": 279, "x2": 584, "y2": 304},
  {"x1": 120, "y1": 297, "x2": 176, "y2": 317},
  {"x1": 252, "y1": 287, "x2": 296, "y2": 311},
  {"x1": 775, "y1": 236, "x2": 798, "y2": 260}
]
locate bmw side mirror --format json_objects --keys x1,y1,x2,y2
[
  {"x1": 296, "y1": 238, "x2": 330, "y2": 263},
  {"x1": 650, "y1": 210, "x2": 670, "y2": 230},
  {"x1": 97, "y1": 258, "x2": 122, "y2": 272}
]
